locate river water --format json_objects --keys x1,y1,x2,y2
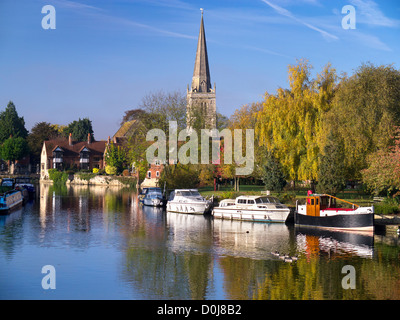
[{"x1": 0, "y1": 183, "x2": 399, "y2": 300}]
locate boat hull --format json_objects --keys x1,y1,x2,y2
[
  {"x1": 143, "y1": 199, "x2": 165, "y2": 207},
  {"x1": 212, "y1": 208, "x2": 290, "y2": 223},
  {"x1": 0, "y1": 190, "x2": 23, "y2": 215},
  {"x1": 167, "y1": 202, "x2": 209, "y2": 215},
  {"x1": 295, "y1": 212, "x2": 374, "y2": 231}
]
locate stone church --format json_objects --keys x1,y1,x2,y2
[{"x1": 186, "y1": 11, "x2": 217, "y2": 130}]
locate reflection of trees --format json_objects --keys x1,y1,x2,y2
[
  {"x1": 120, "y1": 210, "x2": 213, "y2": 299},
  {"x1": 253, "y1": 253, "x2": 400, "y2": 300}
]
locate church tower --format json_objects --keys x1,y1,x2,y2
[{"x1": 187, "y1": 10, "x2": 217, "y2": 130}]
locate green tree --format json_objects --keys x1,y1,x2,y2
[
  {"x1": 158, "y1": 164, "x2": 199, "y2": 190},
  {"x1": 105, "y1": 142, "x2": 127, "y2": 174},
  {"x1": 260, "y1": 152, "x2": 287, "y2": 192},
  {"x1": 316, "y1": 135, "x2": 346, "y2": 196},
  {"x1": 27, "y1": 122, "x2": 59, "y2": 164},
  {"x1": 66, "y1": 118, "x2": 94, "y2": 142},
  {"x1": 322, "y1": 63, "x2": 400, "y2": 179},
  {"x1": 0, "y1": 101, "x2": 28, "y2": 143},
  {"x1": 0, "y1": 136, "x2": 29, "y2": 174}
]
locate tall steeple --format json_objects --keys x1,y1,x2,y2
[
  {"x1": 191, "y1": 9, "x2": 211, "y2": 93},
  {"x1": 187, "y1": 9, "x2": 217, "y2": 129}
]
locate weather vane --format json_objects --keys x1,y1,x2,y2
[{"x1": 200, "y1": 8, "x2": 204, "y2": 15}]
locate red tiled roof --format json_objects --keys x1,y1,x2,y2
[{"x1": 44, "y1": 138, "x2": 107, "y2": 157}]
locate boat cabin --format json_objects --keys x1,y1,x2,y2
[{"x1": 305, "y1": 194, "x2": 358, "y2": 217}]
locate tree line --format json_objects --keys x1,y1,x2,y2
[{"x1": 0, "y1": 100, "x2": 94, "y2": 174}]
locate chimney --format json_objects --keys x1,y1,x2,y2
[
  {"x1": 69, "y1": 133, "x2": 73, "y2": 146},
  {"x1": 87, "y1": 133, "x2": 91, "y2": 144},
  {"x1": 107, "y1": 136, "x2": 111, "y2": 144}
]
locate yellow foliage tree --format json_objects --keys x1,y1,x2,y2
[{"x1": 256, "y1": 60, "x2": 337, "y2": 182}]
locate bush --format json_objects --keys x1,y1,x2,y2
[
  {"x1": 48, "y1": 169, "x2": 68, "y2": 184},
  {"x1": 105, "y1": 165, "x2": 117, "y2": 175},
  {"x1": 374, "y1": 197, "x2": 400, "y2": 215}
]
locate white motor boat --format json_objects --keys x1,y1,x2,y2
[
  {"x1": 167, "y1": 189, "x2": 212, "y2": 215},
  {"x1": 212, "y1": 195, "x2": 290, "y2": 223}
]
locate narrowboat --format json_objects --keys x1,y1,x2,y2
[
  {"x1": 295, "y1": 193, "x2": 374, "y2": 232},
  {"x1": 0, "y1": 189, "x2": 24, "y2": 215}
]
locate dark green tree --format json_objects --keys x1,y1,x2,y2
[
  {"x1": 0, "y1": 101, "x2": 28, "y2": 143},
  {"x1": 0, "y1": 136, "x2": 29, "y2": 174},
  {"x1": 27, "y1": 122, "x2": 59, "y2": 164},
  {"x1": 66, "y1": 118, "x2": 94, "y2": 142},
  {"x1": 316, "y1": 136, "x2": 346, "y2": 196},
  {"x1": 260, "y1": 152, "x2": 287, "y2": 192}
]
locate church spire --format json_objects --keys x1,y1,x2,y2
[{"x1": 191, "y1": 9, "x2": 212, "y2": 93}]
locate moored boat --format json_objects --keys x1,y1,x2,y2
[
  {"x1": 0, "y1": 189, "x2": 24, "y2": 215},
  {"x1": 14, "y1": 177, "x2": 36, "y2": 197},
  {"x1": 295, "y1": 193, "x2": 374, "y2": 232},
  {"x1": 167, "y1": 189, "x2": 212, "y2": 214},
  {"x1": 143, "y1": 189, "x2": 166, "y2": 207},
  {"x1": 212, "y1": 195, "x2": 290, "y2": 223}
]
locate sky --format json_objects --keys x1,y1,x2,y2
[{"x1": 0, "y1": 0, "x2": 399, "y2": 140}]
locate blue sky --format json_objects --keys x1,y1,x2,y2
[{"x1": 0, "y1": 0, "x2": 399, "y2": 140}]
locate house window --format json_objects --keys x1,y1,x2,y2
[
  {"x1": 147, "y1": 171, "x2": 151, "y2": 179},
  {"x1": 156, "y1": 171, "x2": 160, "y2": 177}
]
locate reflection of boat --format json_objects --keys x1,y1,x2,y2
[
  {"x1": 167, "y1": 189, "x2": 211, "y2": 215},
  {"x1": 296, "y1": 226, "x2": 374, "y2": 258},
  {"x1": 295, "y1": 194, "x2": 374, "y2": 232},
  {"x1": 143, "y1": 189, "x2": 166, "y2": 207},
  {"x1": 212, "y1": 195, "x2": 290, "y2": 223},
  {"x1": 1, "y1": 178, "x2": 14, "y2": 187},
  {"x1": 213, "y1": 219, "x2": 292, "y2": 259},
  {"x1": 0, "y1": 189, "x2": 23, "y2": 215}
]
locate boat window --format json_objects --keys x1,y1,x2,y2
[
  {"x1": 249, "y1": 200, "x2": 255, "y2": 204},
  {"x1": 316, "y1": 198, "x2": 319, "y2": 205},
  {"x1": 190, "y1": 191, "x2": 201, "y2": 196},
  {"x1": 180, "y1": 191, "x2": 192, "y2": 196},
  {"x1": 311, "y1": 199, "x2": 315, "y2": 205},
  {"x1": 237, "y1": 199, "x2": 246, "y2": 204}
]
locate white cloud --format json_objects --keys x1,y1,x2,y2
[
  {"x1": 260, "y1": 0, "x2": 339, "y2": 40},
  {"x1": 349, "y1": 0, "x2": 400, "y2": 27}
]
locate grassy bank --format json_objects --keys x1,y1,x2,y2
[{"x1": 198, "y1": 185, "x2": 396, "y2": 212}]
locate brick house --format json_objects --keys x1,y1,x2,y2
[{"x1": 40, "y1": 133, "x2": 107, "y2": 179}]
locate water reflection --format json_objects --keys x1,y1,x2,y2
[
  {"x1": 0, "y1": 184, "x2": 399, "y2": 299},
  {"x1": 295, "y1": 227, "x2": 374, "y2": 259}
]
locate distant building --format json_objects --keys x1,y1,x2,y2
[
  {"x1": 186, "y1": 11, "x2": 217, "y2": 130},
  {"x1": 40, "y1": 133, "x2": 107, "y2": 179}
]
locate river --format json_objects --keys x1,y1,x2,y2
[{"x1": 0, "y1": 183, "x2": 399, "y2": 300}]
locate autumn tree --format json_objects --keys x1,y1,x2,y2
[{"x1": 256, "y1": 60, "x2": 338, "y2": 182}]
